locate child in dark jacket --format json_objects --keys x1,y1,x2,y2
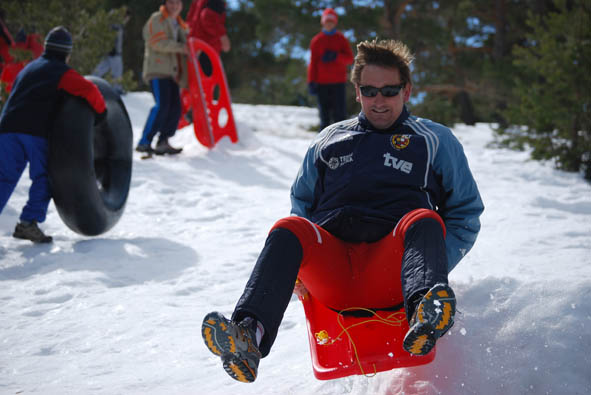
[{"x1": 0, "y1": 26, "x2": 106, "y2": 243}]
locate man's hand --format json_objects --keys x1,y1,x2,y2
[
  {"x1": 308, "y1": 82, "x2": 318, "y2": 96},
  {"x1": 321, "y1": 50, "x2": 337, "y2": 63},
  {"x1": 220, "y1": 35, "x2": 231, "y2": 52}
]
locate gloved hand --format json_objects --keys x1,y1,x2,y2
[
  {"x1": 308, "y1": 82, "x2": 318, "y2": 96},
  {"x1": 321, "y1": 50, "x2": 337, "y2": 63},
  {"x1": 94, "y1": 108, "x2": 107, "y2": 126}
]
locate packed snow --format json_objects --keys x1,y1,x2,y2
[{"x1": 1, "y1": 92, "x2": 590, "y2": 395}]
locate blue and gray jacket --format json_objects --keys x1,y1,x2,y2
[{"x1": 290, "y1": 106, "x2": 484, "y2": 271}]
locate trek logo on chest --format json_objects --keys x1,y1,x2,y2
[{"x1": 383, "y1": 152, "x2": 413, "y2": 174}]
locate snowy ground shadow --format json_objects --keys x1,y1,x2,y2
[
  {"x1": 0, "y1": 237, "x2": 198, "y2": 286},
  {"x1": 0, "y1": 205, "x2": 19, "y2": 234},
  {"x1": 532, "y1": 196, "x2": 591, "y2": 215},
  {"x1": 355, "y1": 277, "x2": 591, "y2": 395}
]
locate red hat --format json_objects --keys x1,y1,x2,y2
[{"x1": 321, "y1": 8, "x2": 338, "y2": 24}]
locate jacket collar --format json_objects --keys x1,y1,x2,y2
[
  {"x1": 159, "y1": 5, "x2": 188, "y2": 30},
  {"x1": 358, "y1": 105, "x2": 410, "y2": 132}
]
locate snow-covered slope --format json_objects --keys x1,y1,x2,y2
[{"x1": 1, "y1": 92, "x2": 590, "y2": 394}]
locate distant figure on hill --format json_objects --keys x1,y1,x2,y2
[
  {"x1": 187, "y1": 0, "x2": 230, "y2": 76},
  {"x1": 307, "y1": 8, "x2": 354, "y2": 131},
  {"x1": 92, "y1": 9, "x2": 131, "y2": 95},
  {"x1": 14, "y1": 27, "x2": 44, "y2": 59},
  {"x1": 136, "y1": 0, "x2": 188, "y2": 156}
]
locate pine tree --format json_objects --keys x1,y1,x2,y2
[
  {"x1": 502, "y1": 0, "x2": 591, "y2": 179},
  {"x1": 3, "y1": 0, "x2": 128, "y2": 73},
  {"x1": 0, "y1": 0, "x2": 132, "y2": 106}
]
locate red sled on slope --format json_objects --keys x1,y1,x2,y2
[
  {"x1": 297, "y1": 288, "x2": 435, "y2": 380},
  {"x1": 180, "y1": 37, "x2": 238, "y2": 148},
  {"x1": 294, "y1": 209, "x2": 444, "y2": 380}
]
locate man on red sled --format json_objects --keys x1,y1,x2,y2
[{"x1": 202, "y1": 38, "x2": 484, "y2": 383}]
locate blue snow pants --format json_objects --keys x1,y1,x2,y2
[
  {"x1": 138, "y1": 77, "x2": 181, "y2": 145},
  {"x1": 0, "y1": 133, "x2": 51, "y2": 223}
]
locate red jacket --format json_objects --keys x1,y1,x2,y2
[
  {"x1": 308, "y1": 30, "x2": 354, "y2": 84},
  {"x1": 187, "y1": 0, "x2": 227, "y2": 53}
]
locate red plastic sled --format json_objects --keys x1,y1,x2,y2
[
  {"x1": 298, "y1": 289, "x2": 435, "y2": 380},
  {"x1": 184, "y1": 37, "x2": 238, "y2": 148}
]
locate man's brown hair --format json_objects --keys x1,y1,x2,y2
[{"x1": 350, "y1": 39, "x2": 414, "y2": 86}]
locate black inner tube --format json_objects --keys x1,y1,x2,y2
[{"x1": 49, "y1": 76, "x2": 132, "y2": 236}]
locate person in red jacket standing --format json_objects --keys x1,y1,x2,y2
[
  {"x1": 307, "y1": 8, "x2": 354, "y2": 130},
  {"x1": 187, "y1": 0, "x2": 230, "y2": 76}
]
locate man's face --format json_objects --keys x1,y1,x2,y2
[
  {"x1": 355, "y1": 64, "x2": 412, "y2": 130},
  {"x1": 165, "y1": 0, "x2": 183, "y2": 18}
]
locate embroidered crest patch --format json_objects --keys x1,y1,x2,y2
[{"x1": 390, "y1": 134, "x2": 411, "y2": 150}]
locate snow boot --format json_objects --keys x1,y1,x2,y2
[
  {"x1": 135, "y1": 143, "x2": 153, "y2": 153},
  {"x1": 202, "y1": 312, "x2": 262, "y2": 383},
  {"x1": 403, "y1": 283, "x2": 456, "y2": 356},
  {"x1": 154, "y1": 138, "x2": 182, "y2": 155},
  {"x1": 13, "y1": 221, "x2": 53, "y2": 243}
]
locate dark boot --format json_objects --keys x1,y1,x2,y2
[
  {"x1": 403, "y1": 283, "x2": 456, "y2": 356},
  {"x1": 154, "y1": 138, "x2": 182, "y2": 155},
  {"x1": 202, "y1": 312, "x2": 262, "y2": 383},
  {"x1": 135, "y1": 143, "x2": 153, "y2": 153},
  {"x1": 13, "y1": 221, "x2": 53, "y2": 243}
]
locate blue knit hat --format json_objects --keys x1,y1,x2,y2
[{"x1": 44, "y1": 26, "x2": 73, "y2": 54}]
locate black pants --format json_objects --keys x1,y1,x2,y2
[
  {"x1": 232, "y1": 218, "x2": 448, "y2": 357},
  {"x1": 316, "y1": 83, "x2": 347, "y2": 130}
]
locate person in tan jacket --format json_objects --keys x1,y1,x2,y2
[{"x1": 137, "y1": 0, "x2": 188, "y2": 155}]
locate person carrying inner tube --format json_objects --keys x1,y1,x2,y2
[
  {"x1": 0, "y1": 26, "x2": 106, "y2": 243},
  {"x1": 136, "y1": 0, "x2": 188, "y2": 156},
  {"x1": 201, "y1": 38, "x2": 484, "y2": 383}
]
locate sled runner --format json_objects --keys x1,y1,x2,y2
[
  {"x1": 297, "y1": 286, "x2": 435, "y2": 380},
  {"x1": 182, "y1": 38, "x2": 238, "y2": 148}
]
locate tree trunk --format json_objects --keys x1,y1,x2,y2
[
  {"x1": 453, "y1": 90, "x2": 477, "y2": 125},
  {"x1": 493, "y1": 0, "x2": 506, "y2": 60},
  {"x1": 382, "y1": 0, "x2": 413, "y2": 39}
]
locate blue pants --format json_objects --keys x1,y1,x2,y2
[
  {"x1": 0, "y1": 133, "x2": 51, "y2": 223},
  {"x1": 139, "y1": 78, "x2": 181, "y2": 145},
  {"x1": 317, "y1": 83, "x2": 347, "y2": 130}
]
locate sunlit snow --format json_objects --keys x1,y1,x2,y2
[{"x1": 1, "y1": 92, "x2": 590, "y2": 394}]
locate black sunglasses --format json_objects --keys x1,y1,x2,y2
[{"x1": 359, "y1": 84, "x2": 405, "y2": 98}]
